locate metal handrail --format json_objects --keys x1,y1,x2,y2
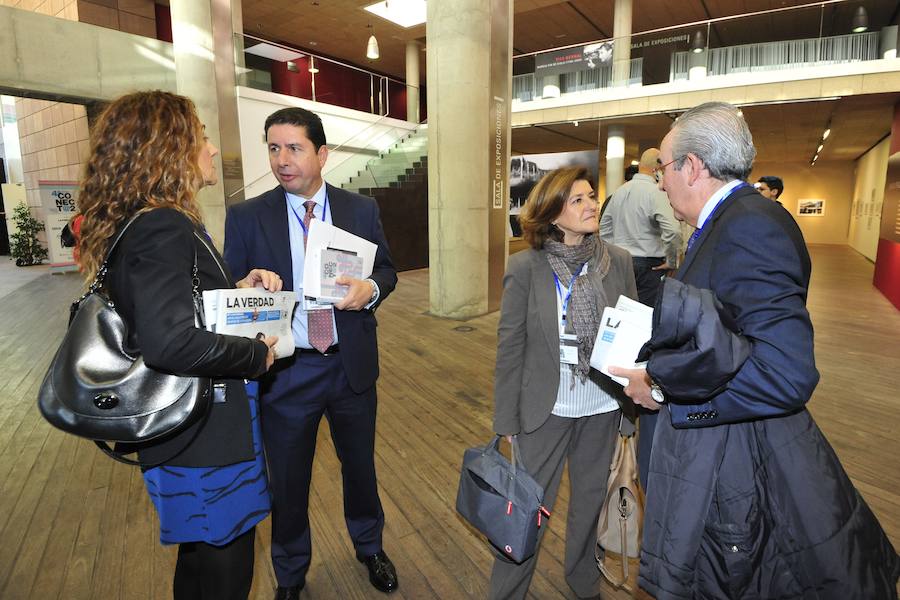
[
  {"x1": 241, "y1": 32, "x2": 417, "y2": 91},
  {"x1": 227, "y1": 113, "x2": 404, "y2": 199}
]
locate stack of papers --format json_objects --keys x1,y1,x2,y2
[
  {"x1": 590, "y1": 295, "x2": 654, "y2": 386},
  {"x1": 302, "y1": 219, "x2": 376, "y2": 306},
  {"x1": 202, "y1": 288, "x2": 296, "y2": 358}
]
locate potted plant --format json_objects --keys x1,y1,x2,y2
[{"x1": 10, "y1": 202, "x2": 48, "y2": 267}]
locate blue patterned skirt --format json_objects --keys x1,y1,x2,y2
[{"x1": 142, "y1": 381, "x2": 271, "y2": 546}]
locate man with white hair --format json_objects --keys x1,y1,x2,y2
[{"x1": 610, "y1": 102, "x2": 899, "y2": 598}]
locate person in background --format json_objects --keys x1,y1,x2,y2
[
  {"x1": 756, "y1": 175, "x2": 784, "y2": 203},
  {"x1": 600, "y1": 147, "x2": 682, "y2": 490},
  {"x1": 77, "y1": 90, "x2": 281, "y2": 600},
  {"x1": 491, "y1": 167, "x2": 637, "y2": 600}
]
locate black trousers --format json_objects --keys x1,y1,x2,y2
[
  {"x1": 173, "y1": 527, "x2": 255, "y2": 600},
  {"x1": 631, "y1": 256, "x2": 667, "y2": 307},
  {"x1": 262, "y1": 351, "x2": 384, "y2": 587},
  {"x1": 632, "y1": 256, "x2": 666, "y2": 491}
]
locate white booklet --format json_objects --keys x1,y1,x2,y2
[
  {"x1": 319, "y1": 248, "x2": 364, "y2": 303},
  {"x1": 201, "y1": 288, "x2": 296, "y2": 359},
  {"x1": 590, "y1": 295, "x2": 654, "y2": 386},
  {"x1": 302, "y1": 219, "x2": 376, "y2": 303}
]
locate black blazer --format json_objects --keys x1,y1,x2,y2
[
  {"x1": 106, "y1": 208, "x2": 269, "y2": 467},
  {"x1": 224, "y1": 183, "x2": 398, "y2": 393}
]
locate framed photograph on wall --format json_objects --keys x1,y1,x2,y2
[{"x1": 797, "y1": 199, "x2": 825, "y2": 217}]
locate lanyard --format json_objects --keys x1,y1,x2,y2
[
  {"x1": 553, "y1": 262, "x2": 587, "y2": 328},
  {"x1": 287, "y1": 191, "x2": 329, "y2": 237},
  {"x1": 697, "y1": 181, "x2": 749, "y2": 236}
]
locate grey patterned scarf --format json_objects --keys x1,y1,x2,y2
[{"x1": 544, "y1": 233, "x2": 610, "y2": 385}]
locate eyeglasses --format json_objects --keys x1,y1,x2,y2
[{"x1": 654, "y1": 156, "x2": 684, "y2": 178}]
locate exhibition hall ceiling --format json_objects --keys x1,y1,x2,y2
[
  {"x1": 241, "y1": 0, "x2": 897, "y2": 80},
  {"x1": 239, "y1": 0, "x2": 899, "y2": 164}
]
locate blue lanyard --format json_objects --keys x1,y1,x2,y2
[
  {"x1": 697, "y1": 181, "x2": 749, "y2": 235},
  {"x1": 287, "y1": 191, "x2": 329, "y2": 236},
  {"x1": 553, "y1": 262, "x2": 587, "y2": 324}
]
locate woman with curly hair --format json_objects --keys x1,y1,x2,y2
[
  {"x1": 78, "y1": 90, "x2": 280, "y2": 599},
  {"x1": 491, "y1": 167, "x2": 637, "y2": 599}
]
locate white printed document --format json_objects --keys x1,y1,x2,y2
[
  {"x1": 302, "y1": 219, "x2": 376, "y2": 304},
  {"x1": 590, "y1": 295, "x2": 654, "y2": 386},
  {"x1": 201, "y1": 288, "x2": 296, "y2": 359}
]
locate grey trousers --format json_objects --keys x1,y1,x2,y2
[{"x1": 489, "y1": 411, "x2": 620, "y2": 600}]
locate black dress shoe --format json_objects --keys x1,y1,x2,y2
[
  {"x1": 274, "y1": 583, "x2": 303, "y2": 600},
  {"x1": 357, "y1": 550, "x2": 399, "y2": 593}
]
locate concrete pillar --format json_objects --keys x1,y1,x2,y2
[
  {"x1": 541, "y1": 74, "x2": 561, "y2": 98},
  {"x1": 688, "y1": 49, "x2": 708, "y2": 80},
  {"x1": 606, "y1": 125, "x2": 625, "y2": 197},
  {"x1": 170, "y1": 0, "x2": 244, "y2": 246},
  {"x1": 427, "y1": 0, "x2": 512, "y2": 318},
  {"x1": 612, "y1": 0, "x2": 632, "y2": 86},
  {"x1": 880, "y1": 25, "x2": 898, "y2": 60},
  {"x1": 406, "y1": 40, "x2": 421, "y2": 123}
]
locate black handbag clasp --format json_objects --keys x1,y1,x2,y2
[{"x1": 93, "y1": 393, "x2": 120, "y2": 410}]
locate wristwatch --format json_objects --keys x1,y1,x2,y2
[{"x1": 649, "y1": 381, "x2": 666, "y2": 404}]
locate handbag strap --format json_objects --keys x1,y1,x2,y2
[{"x1": 490, "y1": 435, "x2": 529, "y2": 476}]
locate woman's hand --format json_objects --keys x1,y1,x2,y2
[
  {"x1": 261, "y1": 335, "x2": 278, "y2": 371},
  {"x1": 237, "y1": 269, "x2": 283, "y2": 291}
]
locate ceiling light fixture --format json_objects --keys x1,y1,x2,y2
[
  {"x1": 822, "y1": 128, "x2": 831, "y2": 140},
  {"x1": 366, "y1": 25, "x2": 380, "y2": 60},
  {"x1": 573, "y1": 120, "x2": 579, "y2": 127},
  {"x1": 691, "y1": 30, "x2": 706, "y2": 54},
  {"x1": 851, "y1": 5, "x2": 868, "y2": 33},
  {"x1": 817, "y1": 143, "x2": 824, "y2": 153}
]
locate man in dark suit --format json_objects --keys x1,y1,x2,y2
[
  {"x1": 611, "y1": 100, "x2": 817, "y2": 430},
  {"x1": 608, "y1": 102, "x2": 899, "y2": 599},
  {"x1": 224, "y1": 107, "x2": 398, "y2": 599}
]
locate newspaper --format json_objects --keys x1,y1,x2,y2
[
  {"x1": 202, "y1": 288, "x2": 296, "y2": 359},
  {"x1": 590, "y1": 295, "x2": 653, "y2": 386}
]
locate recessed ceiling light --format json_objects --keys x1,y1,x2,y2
[
  {"x1": 817, "y1": 144, "x2": 824, "y2": 153},
  {"x1": 309, "y1": 41, "x2": 318, "y2": 46},
  {"x1": 822, "y1": 128, "x2": 831, "y2": 140},
  {"x1": 364, "y1": 0, "x2": 426, "y2": 28},
  {"x1": 245, "y1": 43, "x2": 304, "y2": 62}
]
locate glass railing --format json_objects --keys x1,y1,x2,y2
[
  {"x1": 512, "y1": 0, "x2": 897, "y2": 103},
  {"x1": 234, "y1": 33, "x2": 423, "y2": 123}
]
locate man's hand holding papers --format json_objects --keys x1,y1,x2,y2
[
  {"x1": 590, "y1": 294, "x2": 661, "y2": 410},
  {"x1": 303, "y1": 219, "x2": 378, "y2": 311}
]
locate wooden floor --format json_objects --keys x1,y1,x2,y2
[{"x1": 0, "y1": 244, "x2": 897, "y2": 600}]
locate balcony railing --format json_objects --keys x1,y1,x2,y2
[
  {"x1": 513, "y1": 58, "x2": 643, "y2": 102},
  {"x1": 671, "y1": 31, "x2": 879, "y2": 80}
]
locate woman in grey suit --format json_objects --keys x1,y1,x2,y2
[{"x1": 491, "y1": 167, "x2": 637, "y2": 600}]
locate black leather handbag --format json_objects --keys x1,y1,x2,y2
[{"x1": 37, "y1": 214, "x2": 211, "y2": 463}]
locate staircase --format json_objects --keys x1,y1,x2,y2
[{"x1": 342, "y1": 127, "x2": 429, "y2": 272}]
